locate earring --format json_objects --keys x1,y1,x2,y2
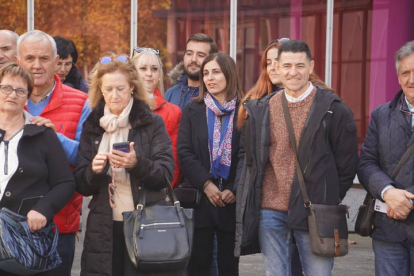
[{"x1": 131, "y1": 91, "x2": 134, "y2": 95}]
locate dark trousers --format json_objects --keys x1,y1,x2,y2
[
  {"x1": 112, "y1": 221, "x2": 186, "y2": 276},
  {"x1": 189, "y1": 227, "x2": 239, "y2": 276},
  {"x1": 45, "y1": 233, "x2": 76, "y2": 276}
]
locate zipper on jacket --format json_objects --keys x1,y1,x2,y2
[
  {"x1": 139, "y1": 222, "x2": 181, "y2": 238},
  {"x1": 3, "y1": 140, "x2": 9, "y2": 175}
]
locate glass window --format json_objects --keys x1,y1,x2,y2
[
  {"x1": 148, "y1": 0, "x2": 231, "y2": 88},
  {"x1": 236, "y1": 0, "x2": 327, "y2": 93},
  {"x1": 332, "y1": 7, "x2": 371, "y2": 145}
]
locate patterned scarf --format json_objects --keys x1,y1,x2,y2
[{"x1": 204, "y1": 93, "x2": 237, "y2": 183}]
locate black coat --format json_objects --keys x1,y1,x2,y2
[
  {"x1": 358, "y1": 90, "x2": 414, "y2": 242},
  {"x1": 234, "y1": 87, "x2": 359, "y2": 256},
  {"x1": 177, "y1": 100, "x2": 241, "y2": 231},
  {"x1": 74, "y1": 99, "x2": 174, "y2": 276},
  {"x1": 0, "y1": 124, "x2": 75, "y2": 221}
]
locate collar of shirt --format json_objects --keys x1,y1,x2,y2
[
  {"x1": 285, "y1": 82, "x2": 314, "y2": 103},
  {"x1": 405, "y1": 96, "x2": 414, "y2": 112},
  {"x1": 27, "y1": 82, "x2": 56, "y2": 117}
]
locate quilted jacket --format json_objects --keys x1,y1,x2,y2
[{"x1": 358, "y1": 90, "x2": 414, "y2": 242}]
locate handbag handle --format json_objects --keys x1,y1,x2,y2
[
  {"x1": 131, "y1": 174, "x2": 181, "y2": 210},
  {"x1": 131, "y1": 174, "x2": 186, "y2": 226},
  {"x1": 0, "y1": 208, "x2": 60, "y2": 258},
  {"x1": 281, "y1": 92, "x2": 311, "y2": 207}
]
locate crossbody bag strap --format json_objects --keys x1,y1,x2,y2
[
  {"x1": 390, "y1": 142, "x2": 414, "y2": 180},
  {"x1": 281, "y1": 92, "x2": 311, "y2": 206}
]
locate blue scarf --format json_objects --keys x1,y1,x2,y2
[{"x1": 204, "y1": 93, "x2": 237, "y2": 184}]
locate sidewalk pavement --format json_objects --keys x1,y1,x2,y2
[{"x1": 72, "y1": 233, "x2": 375, "y2": 275}]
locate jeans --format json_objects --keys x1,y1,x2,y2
[
  {"x1": 259, "y1": 209, "x2": 333, "y2": 276},
  {"x1": 373, "y1": 238, "x2": 414, "y2": 276}
]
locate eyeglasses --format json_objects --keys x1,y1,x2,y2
[
  {"x1": 100, "y1": 56, "x2": 129, "y2": 64},
  {"x1": 268, "y1": 37, "x2": 290, "y2": 46},
  {"x1": 0, "y1": 85, "x2": 29, "y2": 98},
  {"x1": 108, "y1": 169, "x2": 118, "y2": 208},
  {"x1": 108, "y1": 182, "x2": 117, "y2": 208},
  {"x1": 133, "y1": 47, "x2": 160, "y2": 56},
  {"x1": 400, "y1": 99, "x2": 414, "y2": 116},
  {"x1": 56, "y1": 61, "x2": 73, "y2": 69}
]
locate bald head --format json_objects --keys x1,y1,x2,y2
[{"x1": 0, "y1": 30, "x2": 18, "y2": 65}]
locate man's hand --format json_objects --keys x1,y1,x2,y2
[
  {"x1": 384, "y1": 188, "x2": 414, "y2": 220},
  {"x1": 30, "y1": 116, "x2": 57, "y2": 132},
  {"x1": 27, "y1": 210, "x2": 47, "y2": 232}
]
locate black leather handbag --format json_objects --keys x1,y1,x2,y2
[
  {"x1": 123, "y1": 176, "x2": 194, "y2": 271},
  {"x1": 174, "y1": 182, "x2": 201, "y2": 209},
  {"x1": 354, "y1": 193, "x2": 375, "y2": 236},
  {"x1": 0, "y1": 207, "x2": 61, "y2": 275}
]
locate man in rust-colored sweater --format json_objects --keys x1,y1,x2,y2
[{"x1": 235, "y1": 40, "x2": 358, "y2": 276}]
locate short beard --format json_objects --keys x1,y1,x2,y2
[{"x1": 184, "y1": 67, "x2": 200, "y2": 81}]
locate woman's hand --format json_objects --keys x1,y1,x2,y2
[
  {"x1": 92, "y1": 153, "x2": 108, "y2": 173},
  {"x1": 203, "y1": 181, "x2": 225, "y2": 207},
  {"x1": 109, "y1": 142, "x2": 138, "y2": 169},
  {"x1": 27, "y1": 210, "x2": 47, "y2": 232},
  {"x1": 221, "y1": 189, "x2": 235, "y2": 204}
]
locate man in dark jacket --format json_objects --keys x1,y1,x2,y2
[
  {"x1": 358, "y1": 40, "x2": 414, "y2": 276},
  {"x1": 235, "y1": 40, "x2": 358, "y2": 276},
  {"x1": 165, "y1": 33, "x2": 218, "y2": 109}
]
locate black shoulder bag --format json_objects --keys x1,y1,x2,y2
[
  {"x1": 122, "y1": 176, "x2": 194, "y2": 271},
  {"x1": 355, "y1": 141, "x2": 414, "y2": 236},
  {"x1": 281, "y1": 92, "x2": 348, "y2": 257}
]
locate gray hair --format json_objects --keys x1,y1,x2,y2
[
  {"x1": 395, "y1": 40, "x2": 414, "y2": 74},
  {"x1": 0, "y1": 30, "x2": 19, "y2": 44},
  {"x1": 16, "y1": 30, "x2": 57, "y2": 59}
]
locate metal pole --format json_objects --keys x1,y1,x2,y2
[
  {"x1": 230, "y1": 0, "x2": 237, "y2": 61},
  {"x1": 325, "y1": 0, "x2": 334, "y2": 87},
  {"x1": 130, "y1": 0, "x2": 138, "y2": 56},
  {"x1": 27, "y1": 0, "x2": 34, "y2": 31}
]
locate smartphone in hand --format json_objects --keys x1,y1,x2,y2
[{"x1": 112, "y1": 142, "x2": 130, "y2": 153}]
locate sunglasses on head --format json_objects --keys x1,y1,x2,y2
[
  {"x1": 100, "y1": 55, "x2": 129, "y2": 64},
  {"x1": 133, "y1": 47, "x2": 160, "y2": 56},
  {"x1": 268, "y1": 37, "x2": 290, "y2": 46}
]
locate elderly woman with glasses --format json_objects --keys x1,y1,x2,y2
[
  {"x1": 131, "y1": 47, "x2": 182, "y2": 188},
  {"x1": 0, "y1": 63, "x2": 75, "y2": 274},
  {"x1": 74, "y1": 53, "x2": 179, "y2": 275},
  {"x1": 53, "y1": 36, "x2": 88, "y2": 93}
]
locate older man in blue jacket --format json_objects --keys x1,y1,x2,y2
[{"x1": 358, "y1": 40, "x2": 414, "y2": 276}]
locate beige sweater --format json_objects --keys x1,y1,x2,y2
[{"x1": 261, "y1": 89, "x2": 316, "y2": 211}]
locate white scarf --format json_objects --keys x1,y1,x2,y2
[{"x1": 98, "y1": 98, "x2": 133, "y2": 183}]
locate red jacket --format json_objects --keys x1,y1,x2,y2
[
  {"x1": 153, "y1": 89, "x2": 182, "y2": 187},
  {"x1": 27, "y1": 75, "x2": 88, "y2": 233}
]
